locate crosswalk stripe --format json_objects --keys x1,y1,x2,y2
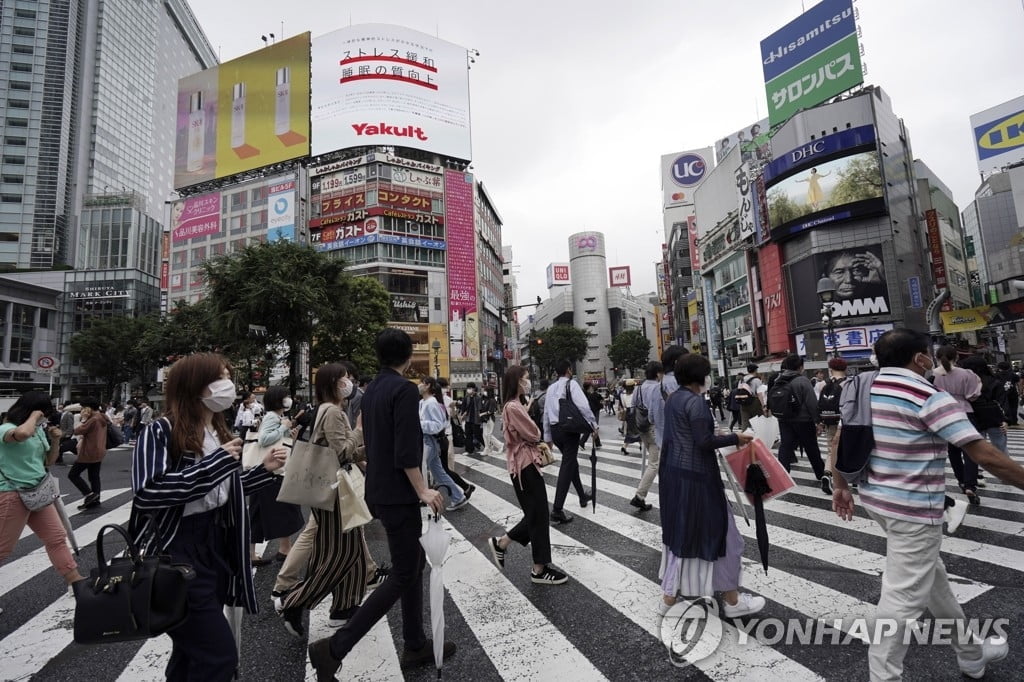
[
  {"x1": 0, "y1": 591, "x2": 77, "y2": 681},
  {"x1": 115, "y1": 637, "x2": 170, "y2": 682},
  {"x1": 459, "y1": 472, "x2": 824, "y2": 679},
  {"x1": 305, "y1": 603, "x2": 401, "y2": 682}
]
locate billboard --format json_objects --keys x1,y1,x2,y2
[
  {"x1": 268, "y1": 178, "x2": 297, "y2": 242},
  {"x1": 970, "y1": 94, "x2": 1024, "y2": 175},
  {"x1": 925, "y1": 209, "x2": 947, "y2": 289},
  {"x1": 174, "y1": 34, "x2": 311, "y2": 189},
  {"x1": 760, "y1": 0, "x2": 862, "y2": 126},
  {"x1": 940, "y1": 306, "x2": 997, "y2": 334},
  {"x1": 311, "y1": 25, "x2": 472, "y2": 160},
  {"x1": 171, "y1": 191, "x2": 221, "y2": 242},
  {"x1": 715, "y1": 119, "x2": 771, "y2": 166},
  {"x1": 661, "y1": 148, "x2": 714, "y2": 208},
  {"x1": 758, "y1": 242, "x2": 792, "y2": 354},
  {"x1": 609, "y1": 266, "x2": 631, "y2": 287},
  {"x1": 546, "y1": 263, "x2": 570, "y2": 289},
  {"x1": 795, "y1": 323, "x2": 892, "y2": 355},
  {"x1": 445, "y1": 169, "x2": 479, "y2": 363},
  {"x1": 788, "y1": 244, "x2": 890, "y2": 328}
]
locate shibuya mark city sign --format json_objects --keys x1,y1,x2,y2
[{"x1": 760, "y1": 0, "x2": 863, "y2": 126}]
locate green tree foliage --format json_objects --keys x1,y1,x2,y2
[
  {"x1": 607, "y1": 329, "x2": 652, "y2": 377},
  {"x1": 767, "y1": 187, "x2": 802, "y2": 226},
  {"x1": 311, "y1": 275, "x2": 392, "y2": 377},
  {"x1": 70, "y1": 314, "x2": 163, "y2": 400},
  {"x1": 532, "y1": 325, "x2": 590, "y2": 379},
  {"x1": 830, "y1": 154, "x2": 883, "y2": 205}
]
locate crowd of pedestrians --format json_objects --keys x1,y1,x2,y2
[{"x1": 4, "y1": 325, "x2": 1024, "y2": 680}]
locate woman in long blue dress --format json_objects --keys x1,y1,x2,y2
[{"x1": 658, "y1": 354, "x2": 765, "y2": 618}]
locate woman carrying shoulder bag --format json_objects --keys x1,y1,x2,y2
[
  {"x1": 128, "y1": 353, "x2": 286, "y2": 681},
  {"x1": 279, "y1": 363, "x2": 368, "y2": 636},
  {"x1": 487, "y1": 366, "x2": 569, "y2": 585},
  {"x1": 0, "y1": 391, "x2": 83, "y2": 587},
  {"x1": 70, "y1": 396, "x2": 108, "y2": 510}
]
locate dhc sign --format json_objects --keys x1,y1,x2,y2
[{"x1": 764, "y1": 124, "x2": 876, "y2": 183}]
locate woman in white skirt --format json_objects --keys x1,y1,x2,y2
[{"x1": 658, "y1": 354, "x2": 765, "y2": 617}]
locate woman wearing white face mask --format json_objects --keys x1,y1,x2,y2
[
  {"x1": 247, "y1": 386, "x2": 304, "y2": 566},
  {"x1": 278, "y1": 363, "x2": 368, "y2": 636},
  {"x1": 488, "y1": 366, "x2": 568, "y2": 584},
  {"x1": 129, "y1": 353, "x2": 287, "y2": 681}
]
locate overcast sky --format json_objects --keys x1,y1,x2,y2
[{"x1": 188, "y1": 0, "x2": 1023, "y2": 308}]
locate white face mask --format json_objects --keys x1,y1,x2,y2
[
  {"x1": 339, "y1": 378, "x2": 354, "y2": 399},
  {"x1": 201, "y1": 378, "x2": 236, "y2": 412},
  {"x1": 519, "y1": 378, "x2": 531, "y2": 395},
  {"x1": 283, "y1": 398, "x2": 293, "y2": 410}
]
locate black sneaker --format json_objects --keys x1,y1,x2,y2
[
  {"x1": 579, "y1": 489, "x2": 593, "y2": 508},
  {"x1": 629, "y1": 495, "x2": 653, "y2": 511},
  {"x1": 307, "y1": 638, "x2": 341, "y2": 682},
  {"x1": 328, "y1": 605, "x2": 358, "y2": 628},
  {"x1": 550, "y1": 508, "x2": 574, "y2": 524},
  {"x1": 281, "y1": 606, "x2": 304, "y2": 638},
  {"x1": 77, "y1": 492, "x2": 99, "y2": 510},
  {"x1": 463, "y1": 484, "x2": 476, "y2": 500},
  {"x1": 400, "y1": 639, "x2": 455, "y2": 669},
  {"x1": 820, "y1": 474, "x2": 833, "y2": 496},
  {"x1": 531, "y1": 565, "x2": 569, "y2": 585},
  {"x1": 488, "y1": 537, "x2": 506, "y2": 569},
  {"x1": 366, "y1": 564, "x2": 389, "y2": 589}
]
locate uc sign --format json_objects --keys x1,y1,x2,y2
[
  {"x1": 975, "y1": 109, "x2": 1024, "y2": 160},
  {"x1": 670, "y1": 153, "x2": 707, "y2": 188}
]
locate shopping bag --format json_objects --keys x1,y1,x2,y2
[
  {"x1": 241, "y1": 433, "x2": 292, "y2": 474},
  {"x1": 337, "y1": 464, "x2": 372, "y2": 532},
  {"x1": 277, "y1": 407, "x2": 337, "y2": 510},
  {"x1": 724, "y1": 439, "x2": 795, "y2": 504}
]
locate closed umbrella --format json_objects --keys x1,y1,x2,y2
[
  {"x1": 589, "y1": 440, "x2": 597, "y2": 512},
  {"x1": 717, "y1": 450, "x2": 750, "y2": 527},
  {"x1": 420, "y1": 485, "x2": 453, "y2": 678},
  {"x1": 744, "y1": 458, "x2": 773, "y2": 575},
  {"x1": 52, "y1": 491, "x2": 79, "y2": 555}
]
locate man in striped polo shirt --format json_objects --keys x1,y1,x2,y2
[{"x1": 832, "y1": 328, "x2": 1024, "y2": 680}]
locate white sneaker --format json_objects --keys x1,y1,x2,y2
[
  {"x1": 944, "y1": 499, "x2": 968, "y2": 534},
  {"x1": 958, "y1": 636, "x2": 1009, "y2": 679},
  {"x1": 445, "y1": 497, "x2": 469, "y2": 512},
  {"x1": 722, "y1": 592, "x2": 766, "y2": 618}
]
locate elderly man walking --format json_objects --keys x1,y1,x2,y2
[{"x1": 832, "y1": 328, "x2": 1024, "y2": 680}]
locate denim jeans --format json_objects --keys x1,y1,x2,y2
[
  {"x1": 983, "y1": 426, "x2": 1007, "y2": 454},
  {"x1": 423, "y1": 435, "x2": 465, "y2": 504}
]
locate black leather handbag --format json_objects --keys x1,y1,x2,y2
[{"x1": 72, "y1": 523, "x2": 195, "y2": 644}]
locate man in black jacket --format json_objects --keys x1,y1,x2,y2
[
  {"x1": 772, "y1": 354, "x2": 828, "y2": 491},
  {"x1": 308, "y1": 329, "x2": 451, "y2": 680},
  {"x1": 996, "y1": 361, "x2": 1020, "y2": 426}
]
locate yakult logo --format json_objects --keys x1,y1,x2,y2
[
  {"x1": 671, "y1": 153, "x2": 707, "y2": 188},
  {"x1": 352, "y1": 122, "x2": 428, "y2": 141}
]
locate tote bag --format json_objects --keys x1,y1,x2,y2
[
  {"x1": 337, "y1": 464, "x2": 372, "y2": 532},
  {"x1": 241, "y1": 428, "x2": 293, "y2": 474},
  {"x1": 277, "y1": 406, "x2": 337, "y2": 510}
]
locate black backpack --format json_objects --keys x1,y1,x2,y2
[
  {"x1": 527, "y1": 393, "x2": 546, "y2": 433},
  {"x1": 971, "y1": 375, "x2": 1007, "y2": 430},
  {"x1": 817, "y1": 378, "x2": 843, "y2": 425},
  {"x1": 835, "y1": 371, "x2": 878, "y2": 485},
  {"x1": 768, "y1": 376, "x2": 800, "y2": 420}
]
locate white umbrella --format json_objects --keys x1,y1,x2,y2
[
  {"x1": 717, "y1": 449, "x2": 751, "y2": 527},
  {"x1": 51, "y1": 483, "x2": 79, "y2": 555},
  {"x1": 224, "y1": 605, "x2": 242, "y2": 669},
  {"x1": 419, "y1": 486, "x2": 453, "y2": 678}
]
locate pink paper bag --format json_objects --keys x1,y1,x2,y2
[{"x1": 725, "y1": 439, "x2": 795, "y2": 504}]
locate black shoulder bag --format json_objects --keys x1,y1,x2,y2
[
  {"x1": 557, "y1": 381, "x2": 592, "y2": 435},
  {"x1": 72, "y1": 523, "x2": 195, "y2": 644}
]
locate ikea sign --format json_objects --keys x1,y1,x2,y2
[{"x1": 970, "y1": 94, "x2": 1024, "y2": 172}]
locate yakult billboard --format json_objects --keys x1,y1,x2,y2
[
  {"x1": 661, "y1": 147, "x2": 714, "y2": 208},
  {"x1": 311, "y1": 25, "x2": 472, "y2": 160}
]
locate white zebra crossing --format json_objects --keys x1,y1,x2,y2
[{"x1": 3, "y1": 429, "x2": 1024, "y2": 681}]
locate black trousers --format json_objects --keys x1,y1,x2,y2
[
  {"x1": 331, "y1": 503, "x2": 426, "y2": 660},
  {"x1": 437, "y1": 433, "x2": 469, "y2": 491},
  {"x1": 68, "y1": 461, "x2": 101, "y2": 497},
  {"x1": 1008, "y1": 393, "x2": 1020, "y2": 425},
  {"x1": 464, "y1": 422, "x2": 483, "y2": 452},
  {"x1": 777, "y1": 420, "x2": 826, "y2": 479},
  {"x1": 165, "y1": 510, "x2": 237, "y2": 682},
  {"x1": 507, "y1": 465, "x2": 551, "y2": 565},
  {"x1": 729, "y1": 410, "x2": 741, "y2": 430},
  {"x1": 551, "y1": 426, "x2": 586, "y2": 511},
  {"x1": 948, "y1": 443, "x2": 979, "y2": 490}
]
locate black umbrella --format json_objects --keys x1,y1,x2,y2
[
  {"x1": 589, "y1": 439, "x2": 598, "y2": 513},
  {"x1": 744, "y1": 461, "x2": 773, "y2": 575}
]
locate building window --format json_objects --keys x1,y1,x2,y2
[
  {"x1": 0, "y1": 194, "x2": 22, "y2": 203},
  {"x1": 8, "y1": 82, "x2": 31, "y2": 91},
  {"x1": 4, "y1": 137, "x2": 27, "y2": 146},
  {"x1": 0, "y1": 232, "x2": 18, "y2": 241},
  {"x1": 2, "y1": 175, "x2": 24, "y2": 184},
  {"x1": 39, "y1": 309, "x2": 49, "y2": 328},
  {"x1": 11, "y1": 45, "x2": 33, "y2": 55},
  {"x1": 14, "y1": 9, "x2": 37, "y2": 18},
  {"x1": 7, "y1": 118, "x2": 28, "y2": 127},
  {"x1": 229, "y1": 214, "x2": 247, "y2": 234},
  {"x1": 13, "y1": 27, "x2": 35, "y2": 37},
  {"x1": 230, "y1": 192, "x2": 248, "y2": 211},
  {"x1": 6, "y1": 100, "x2": 29, "y2": 110},
  {"x1": 9, "y1": 303, "x2": 35, "y2": 364},
  {"x1": 10, "y1": 63, "x2": 32, "y2": 73}
]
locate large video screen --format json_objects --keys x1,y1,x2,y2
[
  {"x1": 766, "y1": 150, "x2": 883, "y2": 239},
  {"x1": 788, "y1": 244, "x2": 891, "y2": 328}
]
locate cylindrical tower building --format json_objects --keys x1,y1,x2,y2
[{"x1": 568, "y1": 231, "x2": 612, "y2": 383}]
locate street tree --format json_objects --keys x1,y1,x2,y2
[
  {"x1": 311, "y1": 274, "x2": 392, "y2": 376},
  {"x1": 607, "y1": 329, "x2": 652, "y2": 377},
  {"x1": 532, "y1": 325, "x2": 590, "y2": 379},
  {"x1": 70, "y1": 314, "x2": 161, "y2": 401}
]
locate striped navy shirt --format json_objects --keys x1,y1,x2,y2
[{"x1": 128, "y1": 418, "x2": 274, "y2": 613}]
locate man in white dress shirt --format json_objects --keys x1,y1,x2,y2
[{"x1": 543, "y1": 359, "x2": 597, "y2": 524}]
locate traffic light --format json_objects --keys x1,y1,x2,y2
[{"x1": 534, "y1": 337, "x2": 543, "y2": 346}]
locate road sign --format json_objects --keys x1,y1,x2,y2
[{"x1": 35, "y1": 355, "x2": 59, "y2": 372}]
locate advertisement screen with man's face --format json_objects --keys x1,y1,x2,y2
[{"x1": 788, "y1": 244, "x2": 891, "y2": 328}]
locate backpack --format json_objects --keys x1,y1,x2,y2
[
  {"x1": 835, "y1": 371, "x2": 878, "y2": 485},
  {"x1": 817, "y1": 378, "x2": 843, "y2": 425},
  {"x1": 528, "y1": 393, "x2": 546, "y2": 433},
  {"x1": 971, "y1": 375, "x2": 1007, "y2": 430},
  {"x1": 768, "y1": 376, "x2": 800, "y2": 420},
  {"x1": 734, "y1": 382, "x2": 754, "y2": 405}
]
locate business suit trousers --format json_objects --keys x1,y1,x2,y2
[
  {"x1": 331, "y1": 503, "x2": 426, "y2": 660},
  {"x1": 778, "y1": 420, "x2": 826, "y2": 480},
  {"x1": 551, "y1": 426, "x2": 586, "y2": 511}
]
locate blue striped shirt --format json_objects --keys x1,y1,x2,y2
[
  {"x1": 860, "y1": 368, "x2": 982, "y2": 525},
  {"x1": 128, "y1": 418, "x2": 274, "y2": 613}
]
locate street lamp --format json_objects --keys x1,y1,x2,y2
[
  {"x1": 431, "y1": 339, "x2": 441, "y2": 379},
  {"x1": 817, "y1": 276, "x2": 838, "y2": 358},
  {"x1": 716, "y1": 293, "x2": 730, "y2": 385}
]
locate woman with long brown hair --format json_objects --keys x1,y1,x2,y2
[
  {"x1": 487, "y1": 365, "x2": 568, "y2": 585},
  {"x1": 278, "y1": 362, "x2": 368, "y2": 636},
  {"x1": 129, "y1": 353, "x2": 287, "y2": 681}
]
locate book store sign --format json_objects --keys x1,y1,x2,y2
[{"x1": 68, "y1": 283, "x2": 130, "y2": 300}]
